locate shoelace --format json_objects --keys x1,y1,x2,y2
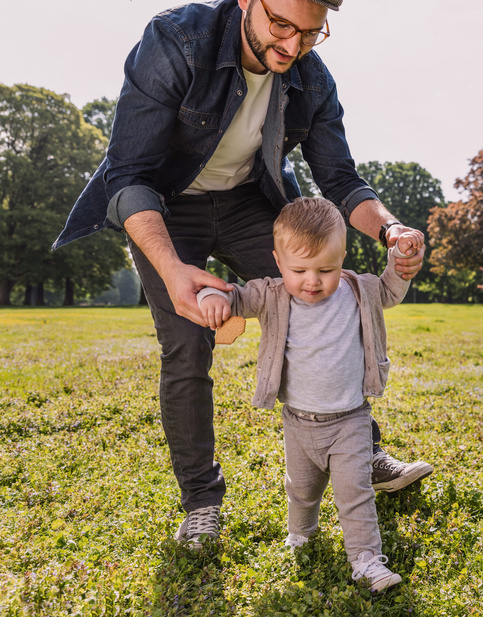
[
  {"x1": 187, "y1": 505, "x2": 220, "y2": 537},
  {"x1": 352, "y1": 554, "x2": 389, "y2": 581},
  {"x1": 372, "y1": 452, "x2": 405, "y2": 473}
]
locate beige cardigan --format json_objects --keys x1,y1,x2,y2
[{"x1": 198, "y1": 248, "x2": 410, "y2": 410}]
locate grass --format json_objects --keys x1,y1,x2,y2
[{"x1": 0, "y1": 304, "x2": 482, "y2": 616}]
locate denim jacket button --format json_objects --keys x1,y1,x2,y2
[
  {"x1": 237, "y1": 90, "x2": 243, "y2": 96},
  {"x1": 93, "y1": 224, "x2": 99, "y2": 230}
]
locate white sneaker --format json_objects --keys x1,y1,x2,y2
[
  {"x1": 284, "y1": 533, "x2": 310, "y2": 549},
  {"x1": 174, "y1": 505, "x2": 220, "y2": 549},
  {"x1": 351, "y1": 552, "x2": 402, "y2": 592}
]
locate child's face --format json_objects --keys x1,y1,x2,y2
[{"x1": 273, "y1": 233, "x2": 346, "y2": 303}]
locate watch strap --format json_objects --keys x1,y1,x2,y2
[{"x1": 379, "y1": 219, "x2": 402, "y2": 248}]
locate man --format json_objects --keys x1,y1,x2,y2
[{"x1": 55, "y1": 0, "x2": 433, "y2": 548}]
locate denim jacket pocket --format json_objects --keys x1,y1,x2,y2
[
  {"x1": 174, "y1": 107, "x2": 222, "y2": 155},
  {"x1": 283, "y1": 128, "x2": 309, "y2": 154}
]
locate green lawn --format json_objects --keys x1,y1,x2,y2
[{"x1": 0, "y1": 304, "x2": 482, "y2": 616}]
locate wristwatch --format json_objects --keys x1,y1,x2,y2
[{"x1": 379, "y1": 220, "x2": 402, "y2": 248}]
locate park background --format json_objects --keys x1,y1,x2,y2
[
  {"x1": 0, "y1": 0, "x2": 482, "y2": 305},
  {"x1": 0, "y1": 0, "x2": 482, "y2": 615}
]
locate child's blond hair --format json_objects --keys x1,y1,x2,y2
[{"x1": 273, "y1": 197, "x2": 346, "y2": 257}]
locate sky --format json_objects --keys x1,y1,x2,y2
[{"x1": 1, "y1": 0, "x2": 482, "y2": 202}]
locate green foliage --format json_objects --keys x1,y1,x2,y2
[
  {"x1": 357, "y1": 161, "x2": 445, "y2": 234},
  {"x1": 82, "y1": 97, "x2": 117, "y2": 140},
  {"x1": 288, "y1": 145, "x2": 321, "y2": 198},
  {"x1": 92, "y1": 268, "x2": 142, "y2": 306},
  {"x1": 0, "y1": 305, "x2": 482, "y2": 615},
  {"x1": 0, "y1": 84, "x2": 128, "y2": 306},
  {"x1": 353, "y1": 161, "x2": 445, "y2": 286}
]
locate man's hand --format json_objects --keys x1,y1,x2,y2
[
  {"x1": 386, "y1": 224, "x2": 425, "y2": 280},
  {"x1": 349, "y1": 200, "x2": 426, "y2": 281},
  {"x1": 163, "y1": 262, "x2": 233, "y2": 326},
  {"x1": 199, "y1": 295, "x2": 232, "y2": 330},
  {"x1": 123, "y1": 210, "x2": 233, "y2": 326}
]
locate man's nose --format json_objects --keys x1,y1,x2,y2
[{"x1": 281, "y1": 33, "x2": 303, "y2": 56}]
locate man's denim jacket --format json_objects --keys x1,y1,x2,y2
[{"x1": 53, "y1": 0, "x2": 377, "y2": 249}]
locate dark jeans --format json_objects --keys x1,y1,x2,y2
[{"x1": 129, "y1": 183, "x2": 383, "y2": 512}]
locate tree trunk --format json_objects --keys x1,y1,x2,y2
[
  {"x1": 35, "y1": 282, "x2": 45, "y2": 306},
  {"x1": 24, "y1": 284, "x2": 33, "y2": 306},
  {"x1": 0, "y1": 280, "x2": 13, "y2": 306},
  {"x1": 63, "y1": 278, "x2": 75, "y2": 306}
]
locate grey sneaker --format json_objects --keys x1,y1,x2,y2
[
  {"x1": 372, "y1": 450, "x2": 433, "y2": 492},
  {"x1": 174, "y1": 505, "x2": 220, "y2": 549},
  {"x1": 352, "y1": 552, "x2": 401, "y2": 593}
]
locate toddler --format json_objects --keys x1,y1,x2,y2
[{"x1": 197, "y1": 197, "x2": 423, "y2": 592}]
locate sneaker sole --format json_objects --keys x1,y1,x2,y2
[
  {"x1": 371, "y1": 572, "x2": 402, "y2": 593},
  {"x1": 373, "y1": 463, "x2": 433, "y2": 492},
  {"x1": 174, "y1": 532, "x2": 218, "y2": 550}
]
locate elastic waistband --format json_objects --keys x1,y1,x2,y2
[{"x1": 285, "y1": 401, "x2": 371, "y2": 423}]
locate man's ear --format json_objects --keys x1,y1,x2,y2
[{"x1": 238, "y1": 0, "x2": 248, "y2": 12}]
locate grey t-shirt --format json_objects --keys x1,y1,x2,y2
[{"x1": 278, "y1": 279, "x2": 365, "y2": 413}]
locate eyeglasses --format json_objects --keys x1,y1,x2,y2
[{"x1": 259, "y1": 0, "x2": 330, "y2": 47}]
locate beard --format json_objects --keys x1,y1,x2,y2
[{"x1": 243, "y1": 2, "x2": 302, "y2": 73}]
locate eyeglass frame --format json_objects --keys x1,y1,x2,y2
[{"x1": 258, "y1": 0, "x2": 330, "y2": 47}]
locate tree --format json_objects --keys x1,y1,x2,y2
[
  {"x1": 352, "y1": 162, "x2": 445, "y2": 287},
  {"x1": 92, "y1": 267, "x2": 142, "y2": 305},
  {"x1": 0, "y1": 84, "x2": 127, "y2": 305},
  {"x1": 428, "y1": 149, "x2": 483, "y2": 275},
  {"x1": 82, "y1": 97, "x2": 117, "y2": 139}
]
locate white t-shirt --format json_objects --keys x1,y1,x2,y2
[
  {"x1": 278, "y1": 279, "x2": 365, "y2": 414},
  {"x1": 184, "y1": 68, "x2": 274, "y2": 194}
]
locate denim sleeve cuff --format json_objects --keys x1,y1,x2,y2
[
  {"x1": 106, "y1": 185, "x2": 170, "y2": 229},
  {"x1": 340, "y1": 186, "x2": 379, "y2": 227}
]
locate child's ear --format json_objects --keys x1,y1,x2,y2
[
  {"x1": 272, "y1": 250, "x2": 282, "y2": 273},
  {"x1": 343, "y1": 250, "x2": 347, "y2": 263}
]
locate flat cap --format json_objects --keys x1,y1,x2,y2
[{"x1": 310, "y1": 0, "x2": 343, "y2": 11}]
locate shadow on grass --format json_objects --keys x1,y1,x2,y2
[
  {"x1": 151, "y1": 539, "x2": 236, "y2": 616},
  {"x1": 251, "y1": 533, "x2": 419, "y2": 617}
]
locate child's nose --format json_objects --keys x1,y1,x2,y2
[{"x1": 306, "y1": 271, "x2": 320, "y2": 286}]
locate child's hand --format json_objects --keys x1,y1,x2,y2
[
  {"x1": 396, "y1": 230, "x2": 425, "y2": 257},
  {"x1": 200, "y1": 295, "x2": 232, "y2": 331}
]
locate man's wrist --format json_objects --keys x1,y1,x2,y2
[{"x1": 379, "y1": 219, "x2": 402, "y2": 248}]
